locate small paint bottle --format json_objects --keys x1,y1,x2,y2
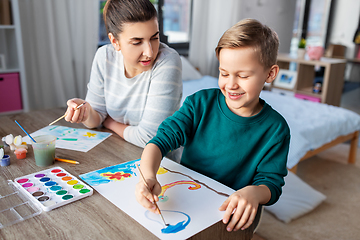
[
  {"x1": 0, "y1": 155, "x2": 10, "y2": 166},
  {"x1": 14, "y1": 148, "x2": 27, "y2": 159}
]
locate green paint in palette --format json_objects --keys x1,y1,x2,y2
[
  {"x1": 56, "y1": 190, "x2": 68, "y2": 196},
  {"x1": 62, "y1": 195, "x2": 74, "y2": 200},
  {"x1": 73, "y1": 184, "x2": 84, "y2": 189},
  {"x1": 79, "y1": 189, "x2": 90, "y2": 194}
]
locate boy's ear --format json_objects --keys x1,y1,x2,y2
[
  {"x1": 108, "y1": 33, "x2": 121, "y2": 51},
  {"x1": 265, "y1": 65, "x2": 280, "y2": 83}
]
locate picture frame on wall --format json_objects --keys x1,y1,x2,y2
[{"x1": 273, "y1": 69, "x2": 297, "y2": 90}]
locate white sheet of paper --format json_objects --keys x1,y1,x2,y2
[
  {"x1": 23, "y1": 125, "x2": 111, "y2": 152},
  {"x1": 80, "y1": 158, "x2": 235, "y2": 240}
]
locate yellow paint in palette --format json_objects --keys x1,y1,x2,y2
[
  {"x1": 67, "y1": 180, "x2": 78, "y2": 185},
  {"x1": 13, "y1": 167, "x2": 93, "y2": 211}
]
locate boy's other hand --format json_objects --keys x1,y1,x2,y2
[
  {"x1": 135, "y1": 178, "x2": 162, "y2": 214},
  {"x1": 65, "y1": 98, "x2": 89, "y2": 123},
  {"x1": 219, "y1": 185, "x2": 260, "y2": 231}
]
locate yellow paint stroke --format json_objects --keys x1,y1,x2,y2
[
  {"x1": 159, "y1": 180, "x2": 201, "y2": 200},
  {"x1": 100, "y1": 171, "x2": 132, "y2": 181},
  {"x1": 157, "y1": 167, "x2": 168, "y2": 175},
  {"x1": 84, "y1": 132, "x2": 97, "y2": 137}
]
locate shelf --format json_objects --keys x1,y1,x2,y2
[
  {"x1": 277, "y1": 53, "x2": 347, "y2": 65},
  {"x1": 275, "y1": 53, "x2": 346, "y2": 106},
  {"x1": 295, "y1": 87, "x2": 322, "y2": 98},
  {"x1": 0, "y1": 0, "x2": 29, "y2": 113},
  {"x1": 0, "y1": 68, "x2": 20, "y2": 74},
  {"x1": 0, "y1": 25, "x2": 15, "y2": 29}
]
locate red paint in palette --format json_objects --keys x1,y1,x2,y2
[
  {"x1": 56, "y1": 173, "x2": 67, "y2": 177},
  {"x1": 17, "y1": 178, "x2": 29, "y2": 184},
  {"x1": 51, "y1": 169, "x2": 62, "y2": 174}
]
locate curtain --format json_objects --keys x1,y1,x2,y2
[
  {"x1": 188, "y1": 0, "x2": 297, "y2": 77},
  {"x1": 189, "y1": 0, "x2": 241, "y2": 77},
  {"x1": 18, "y1": 0, "x2": 99, "y2": 110}
]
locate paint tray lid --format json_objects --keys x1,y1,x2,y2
[{"x1": 0, "y1": 180, "x2": 42, "y2": 229}]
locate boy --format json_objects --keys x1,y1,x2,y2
[{"x1": 135, "y1": 19, "x2": 290, "y2": 232}]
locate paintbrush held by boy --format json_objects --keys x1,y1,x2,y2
[{"x1": 135, "y1": 19, "x2": 290, "y2": 232}]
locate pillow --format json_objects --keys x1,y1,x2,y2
[
  {"x1": 180, "y1": 55, "x2": 202, "y2": 81},
  {"x1": 265, "y1": 171, "x2": 326, "y2": 223},
  {"x1": 181, "y1": 76, "x2": 219, "y2": 104}
]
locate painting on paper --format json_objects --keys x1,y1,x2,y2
[
  {"x1": 79, "y1": 158, "x2": 235, "y2": 240},
  {"x1": 23, "y1": 125, "x2": 111, "y2": 152}
]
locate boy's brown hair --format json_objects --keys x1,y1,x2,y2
[{"x1": 215, "y1": 19, "x2": 279, "y2": 69}]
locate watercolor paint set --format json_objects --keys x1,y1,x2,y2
[
  {"x1": 14, "y1": 167, "x2": 93, "y2": 211},
  {"x1": 0, "y1": 167, "x2": 93, "y2": 228}
]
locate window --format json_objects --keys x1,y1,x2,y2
[
  {"x1": 290, "y1": 0, "x2": 333, "y2": 54},
  {"x1": 98, "y1": 0, "x2": 192, "y2": 55},
  {"x1": 153, "y1": 0, "x2": 192, "y2": 55},
  {"x1": 162, "y1": 0, "x2": 192, "y2": 44},
  {"x1": 99, "y1": 1, "x2": 109, "y2": 46}
]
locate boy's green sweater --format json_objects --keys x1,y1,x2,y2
[{"x1": 149, "y1": 89, "x2": 290, "y2": 205}]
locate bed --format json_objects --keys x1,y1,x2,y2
[{"x1": 180, "y1": 57, "x2": 360, "y2": 172}]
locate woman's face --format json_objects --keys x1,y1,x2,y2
[{"x1": 109, "y1": 18, "x2": 160, "y2": 78}]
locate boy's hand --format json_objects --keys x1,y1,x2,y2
[
  {"x1": 219, "y1": 185, "x2": 260, "y2": 231},
  {"x1": 65, "y1": 98, "x2": 89, "y2": 123},
  {"x1": 135, "y1": 178, "x2": 162, "y2": 214}
]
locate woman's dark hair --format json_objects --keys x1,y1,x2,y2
[{"x1": 103, "y1": 0, "x2": 157, "y2": 39}]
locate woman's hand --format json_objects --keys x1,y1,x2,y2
[
  {"x1": 135, "y1": 177, "x2": 162, "y2": 214},
  {"x1": 103, "y1": 116, "x2": 129, "y2": 139},
  {"x1": 219, "y1": 185, "x2": 268, "y2": 231},
  {"x1": 65, "y1": 98, "x2": 89, "y2": 123}
]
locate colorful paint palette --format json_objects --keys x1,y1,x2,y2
[{"x1": 14, "y1": 167, "x2": 93, "y2": 211}]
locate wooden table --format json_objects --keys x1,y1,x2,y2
[{"x1": 0, "y1": 108, "x2": 255, "y2": 239}]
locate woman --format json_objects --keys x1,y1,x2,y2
[{"x1": 65, "y1": 0, "x2": 182, "y2": 148}]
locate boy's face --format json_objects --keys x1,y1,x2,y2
[{"x1": 218, "y1": 47, "x2": 277, "y2": 117}]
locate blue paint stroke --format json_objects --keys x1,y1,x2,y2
[
  {"x1": 79, "y1": 159, "x2": 139, "y2": 186},
  {"x1": 145, "y1": 210, "x2": 191, "y2": 234}
]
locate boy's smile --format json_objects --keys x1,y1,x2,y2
[
  {"x1": 218, "y1": 47, "x2": 275, "y2": 117},
  {"x1": 228, "y1": 91, "x2": 245, "y2": 100}
]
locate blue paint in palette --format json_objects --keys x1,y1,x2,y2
[
  {"x1": 45, "y1": 181, "x2": 57, "y2": 187},
  {"x1": 49, "y1": 185, "x2": 62, "y2": 192},
  {"x1": 40, "y1": 177, "x2": 51, "y2": 182}
]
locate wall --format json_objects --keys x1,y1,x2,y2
[
  {"x1": 328, "y1": 0, "x2": 360, "y2": 81},
  {"x1": 239, "y1": 0, "x2": 297, "y2": 54},
  {"x1": 189, "y1": 0, "x2": 297, "y2": 77},
  {"x1": 328, "y1": 0, "x2": 360, "y2": 58}
]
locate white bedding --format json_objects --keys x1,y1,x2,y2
[{"x1": 182, "y1": 75, "x2": 360, "y2": 169}]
